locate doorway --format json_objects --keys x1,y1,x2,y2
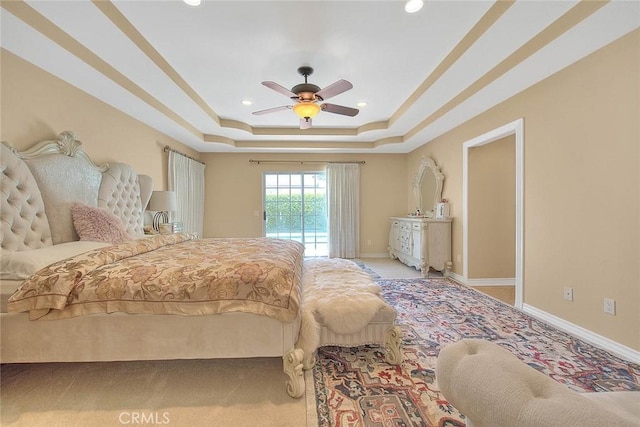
[
  {"x1": 263, "y1": 172, "x2": 328, "y2": 256},
  {"x1": 462, "y1": 118, "x2": 524, "y2": 309}
]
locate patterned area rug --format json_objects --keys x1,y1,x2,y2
[{"x1": 310, "y1": 277, "x2": 640, "y2": 426}]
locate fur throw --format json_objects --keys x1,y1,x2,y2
[{"x1": 296, "y1": 258, "x2": 387, "y2": 362}]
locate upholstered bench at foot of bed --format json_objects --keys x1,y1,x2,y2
[
  {"x1": 309, "y1": 305, "x2": 402, "y2": 369},
  {"x1": 298, "y1": 258, "x2": 403, "y2": 370}
]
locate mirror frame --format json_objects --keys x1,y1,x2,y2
[{"x1": 412, "y1": 156, "x2": 444, "y2": 216}]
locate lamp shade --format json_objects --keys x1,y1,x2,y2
[
  {"x1": 293, "y1": 102, "x2": 320, "y2": 119},
  {"x1": 149, "y1": 191, "x2": 177, "y2": 212}
]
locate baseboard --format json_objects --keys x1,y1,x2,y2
[
  {"x1": 445, "y1": 274, "x2": 514, "y2": 287},
  {"x1": 448, "y1": 271, "x2": 464, "y2": 283},
  {"x1": 522, "y1": 304, "x2": 640, "y2": 364},
  {"x1": 466, "y1": 278, "x2": 515, "y2": 287},
  {"x1": 358, "y1": 252, "x2": 389, "y2": 259}
]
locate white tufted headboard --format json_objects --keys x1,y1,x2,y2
[
  {"x1": 98, "y1": 163, "x2": 150, "y2": 236},
  {"x1": 0, "y1": 144, "x2": 53, "y2": 251},
  {"x1": 0, "y1": 132, "x2": 153, "y2": 250}
]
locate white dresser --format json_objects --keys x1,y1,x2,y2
[{"x1": 388, "y1": 217, "x2": 452, "y2": 277}]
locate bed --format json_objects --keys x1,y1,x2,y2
[{"x1": 0, "y1": 132, "x2": 306, "y2": 398}]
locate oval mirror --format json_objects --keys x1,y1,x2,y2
[{"x1": 412, "y1": 156, "x2": 444, "y2": 217}]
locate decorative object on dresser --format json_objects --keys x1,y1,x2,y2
[
  {"x1": 148, "y1": 190, "x2": 177, "y2": 232},
  {"x1": 435, "y1": 200, "x2": 450, "y2": 219},
  {"x1": 389, "y1": 155, "x2": 452, "y2": 276}
]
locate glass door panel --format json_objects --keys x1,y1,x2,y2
[{"x1": 264, "y1": 172, "x2": 327, "y2": 256}]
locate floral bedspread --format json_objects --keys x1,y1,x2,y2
[{"x1": 8, "y1": 234, "x2": 304, "y2": 322}]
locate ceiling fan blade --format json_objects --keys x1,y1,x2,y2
[
  {"x1": 315, "y1": 79, "x2": 353, "y2": 100},
  {"x1": 262, "y1": 81, "x2": 297, "y2": 99},
  {"x1": 252, "y1": 105, "x2": 292, "y2": 115},
  {"x1": 321, "y1": 103, "x2": 359, "y2": 117},
  {"x1": 300, "y1": 118, "x2": 312, "y2": 129}
]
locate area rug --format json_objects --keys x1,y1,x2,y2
[{"x1": 310, "y1": 277, "x2": 640, "y2": 426}]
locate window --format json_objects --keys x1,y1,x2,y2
[{"x1": 264, "y1": 172, "x2": 327, "y2": 256}]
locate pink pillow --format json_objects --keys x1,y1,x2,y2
[{"x1": 71, "y1": 203, "x2": 131, "y2": 244}]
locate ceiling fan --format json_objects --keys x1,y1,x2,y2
[{"x1": 253, "y1": 66, "x2": 359, "y2": 129}]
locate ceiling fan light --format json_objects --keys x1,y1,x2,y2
[
  {"x1": 293, "y1": 102, "x2": 320, "y2": 119},
  {"x1": 183, "y1": 0, "x2": 201, "y2": 6},
  {"x1": 405, "y1": 0, "x2": 423, "y2": 13}
]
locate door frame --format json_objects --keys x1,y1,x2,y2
[{"x1": 462, "y1": 118, "x2": 524, "y2": 308}]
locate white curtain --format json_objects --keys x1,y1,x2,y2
[
  {"x1": 168, "y1": 151, "x2": 206, "y2": 237},
  {"x1": 327, "y1": 163, "x2": 360, "y2": 258}
]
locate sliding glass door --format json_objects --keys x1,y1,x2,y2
[{"x1": 264, "y1": 172, "x2": 327, "y2": 256}]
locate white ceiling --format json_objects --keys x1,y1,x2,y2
[{"x1": 2, "y1": 0, "x2": 638, "y2": 154}]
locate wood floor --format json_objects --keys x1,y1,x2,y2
[{"x1": 360, "y1": 258, "x2": 515, "y2": 305}]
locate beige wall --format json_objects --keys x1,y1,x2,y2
[
  {"x1": 468, "y1": 135, "x2": 516, "y2": 279},
  {"x1": 201, "y1": 152, "x2": 407, "y2": 255},
  {"x1": 0, "y1": 49, "x2": 200, "y2": 190},
  {"x1": 408, "y1": 30, "x2": 639, "y2": 350}
]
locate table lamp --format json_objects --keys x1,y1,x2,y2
[{"x1": 149, "y1": 190, "x2": 177, "y2": 232}]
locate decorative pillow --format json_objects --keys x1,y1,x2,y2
[{"x1": 71, "y1": 203, "x2": 131, "y2": 244}]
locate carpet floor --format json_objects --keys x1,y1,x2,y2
[{"x1": 1, "y1": 357, "x2": 307, "y2": 426}]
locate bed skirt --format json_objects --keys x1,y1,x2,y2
[{"x1": 0, "y1": 311, "x2": 300, "y2": 363}]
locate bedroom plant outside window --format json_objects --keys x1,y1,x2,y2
[{"x1": 264, "y1": 172, "x2": 327, "y2": 257}]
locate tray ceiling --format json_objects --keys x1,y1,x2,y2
[{"x1": 1, "y1": 0, "x2": 638, "y2": 153}]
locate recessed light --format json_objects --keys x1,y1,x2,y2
[
  {"x1": 183, "y1": 0, "x2": 201, "y2": 6},
  {"x1": 357, "y1": 102, "x2": 368, "y2": 108},
  {"x1": 241, "y1": 100, "x2": 253, "y2": 106},
  {"x1": 405, "y1": 0, "x2": 423, "y2": 14}
]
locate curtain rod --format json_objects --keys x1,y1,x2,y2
[
  {"x1": 249, "y1": 159, "x2": 365, "y2": 165},
  {"x1": 163, "y1": 146, "x2": 205, "y2": 165}
]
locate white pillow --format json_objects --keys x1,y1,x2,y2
[{"x1": 0, "y1": 241, "x2": 110, "y2": 280}]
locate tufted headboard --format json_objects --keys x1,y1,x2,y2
[
  {"x1": 98, "y1": 162, "x2": 152, "y2": 236},
  {"x1": 1, "y1": 131, "x2": 153, "y2": 250},
  {"x1": 0, "y1": 144, "x2": 53, "y2": 251}
]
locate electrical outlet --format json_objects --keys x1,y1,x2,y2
[
  {"x1": 604, "y1": 298, "x2": 616, "y2": 315},
  {"x1": 456, "y1": 254, "x2": 462, "y2": 263},
  {"x1": 563, "y1": 287, "x2": 573, "y2": 301},
  {"x1": 366, "y1": 239, "x2": 372, "y2": 246}
]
